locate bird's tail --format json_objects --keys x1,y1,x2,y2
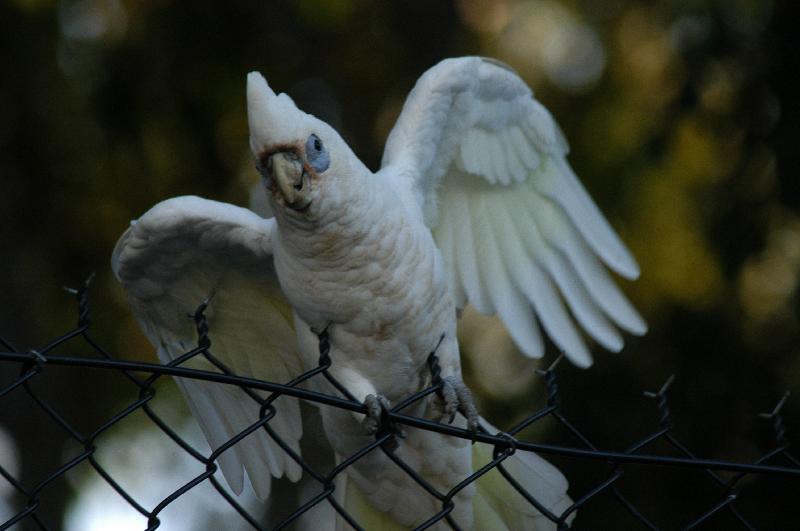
[
  {"x1": 302, "y1": 416, "x2": 574, "y2": 531},
  {"x1": 470, "y1": 418, "x2": 575, "y2": 530}
]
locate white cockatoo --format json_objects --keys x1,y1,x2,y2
[{"x1": 112, "y1": 57, "x2": 645, "y2": 529}]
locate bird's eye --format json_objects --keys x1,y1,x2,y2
[{"x1": 305, "y1": 134, "x2": 329, "y2": 173}]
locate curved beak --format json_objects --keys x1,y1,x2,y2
[{"x1": 266, "y1": 151, "x2": 312, "y2": 210}]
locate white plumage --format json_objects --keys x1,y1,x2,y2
[
  {"x1": 112, "y1": 56, "x2": 644, "y2": 529},
  {"x1": 382, "y1": 57, "x2": 645, "y2": 367}
]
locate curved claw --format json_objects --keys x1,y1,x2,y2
[
  {"x1": 363, "y1": 394, "x2": 391, "y2": 435},
  {"x1": 435, "y1": 376, "x2": 480, "y2": 432},
  {"x1": 363, "y1": 394, "x2": 406, "y2": 451}
]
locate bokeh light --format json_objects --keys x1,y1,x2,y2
[{"x1": 1, "y1": 0, "x2": 798, "y2": 528}]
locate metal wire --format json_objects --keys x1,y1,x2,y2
[{"x1": 0, "y1": 278, "x2": 798, "y2": 530}]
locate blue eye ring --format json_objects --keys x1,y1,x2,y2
[{"x1": 305, "y1": 134, "x2": 330, "y2": 173}]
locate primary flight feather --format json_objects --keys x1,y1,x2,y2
[{"x1": 112, "y1": 56, "x2": 644, "y2": 529}]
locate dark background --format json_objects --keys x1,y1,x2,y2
[{"x1": 1, "y1": 0, "x2": 798, "y2": 529}]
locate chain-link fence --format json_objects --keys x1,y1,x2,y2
[{"x1": 1, "y1": 277, "x2": 798, "y2": 530}]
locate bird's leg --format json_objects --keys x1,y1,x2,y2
[
  {"x1": 427, "y1": 339, "x2": 480, "y2": 432},
  {"x1": 313, "y1": 328, "x2": 406, "y2": 449}
]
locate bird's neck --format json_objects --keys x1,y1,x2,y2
[{"x1": 274, "y1": 172, "x2": 383, "y2": 265}]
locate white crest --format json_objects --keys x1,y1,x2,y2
[{"x1": 246, "y1": 72, "x2": 308, "y2": 156}]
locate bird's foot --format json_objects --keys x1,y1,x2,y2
[
  {"x1": 363, "y1": 394, "x2": 391, "y2": 435},
  {"x1": 363, "y1": 394, "x2": 405, "y2": 451},
  {"x1": 435, "y1": 376, "x2": 480, "y2": 432}
]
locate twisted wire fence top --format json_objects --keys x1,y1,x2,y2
[{"x1": 0, "y1": 277, "x2": 798, "y2": 531}]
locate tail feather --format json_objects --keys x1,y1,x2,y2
[
  {"x1": 322, "y1": 418, "x2": 574, "y2": 530},
  {"x1": 472, "y1": 418, "x2": 574, "y2": 530}
]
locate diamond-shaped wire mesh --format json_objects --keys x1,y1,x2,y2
[{"x1": 1, "y1": 279, "x2": 798, "y2": 530}]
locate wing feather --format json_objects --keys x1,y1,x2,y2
[
  {"x1": 452, "y1": 189, "x2": 493, "y2": 314},
  {"x1": 509, "y1": 125, "x2": 540, "y2": 171},
  {"x1": 474, "y1": 194, "x2": 544, "y2": 357},
  {"x1": 113, "y1": 195, "x2": 304, "y2": 498},
  {"x1": 475, "y1": 130, "x2": 495, "y2": 183},
  {"x1": 481, "y1": 201, "x2": 545, "y2": 358},
  {"x1": 524, "y1": 189, "x2": 646, "y2": 335},
  {"x1": 493, "y1": 200, "x2": 591, "y2": 366},
  {"x1": 178, "y1": 377, "x2": 246, "y2": 490},
  {"x1": 466, "y1": 130, "x2": 483, "y2": 175},
  {"x1": 501, "y1": 130, "x2": 526, "y2": 183},
  {"x1": 492, "y1": 134, "x2": 513, "y2": 185},
  {"x1": 542, "y1": 253, "x2": 624, "y2": 353},
  {"x1": 382, "y1": 57, "x2": 644, "y2": 366},
  {"x1": 534, "y1": 157, "x2": 640, "y2": 279},
  {"x1": 436, "y1": 206, "x2": 467, "y2": 308},
  {"x1": 513, "y1": 193, "x2": 625, "y2": 352}
]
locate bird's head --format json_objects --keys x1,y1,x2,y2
[{"x1": 247, "y1": 72, "x2": 362, "y2": 221}]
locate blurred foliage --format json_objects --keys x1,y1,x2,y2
[{"x1": 1, "y1": 0, "x2": 798, "y2": 529}]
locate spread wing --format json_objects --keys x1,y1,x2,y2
[
  {"x1": 382, "y1": 57, "x2": 646, "y2": 367},
  {"x1": 112, "y1": 195, "x2": 303, "y2": 499}
]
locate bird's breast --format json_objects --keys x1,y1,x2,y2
[{"x1": 273, "y1": 195, "x2": 455, "y2": 379}]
